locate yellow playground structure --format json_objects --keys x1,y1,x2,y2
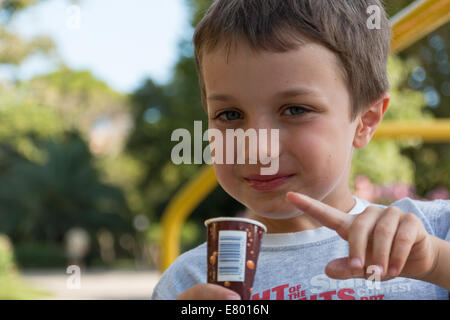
[{"x1": 159, "y1": 0, "x2": 450, "y2": 272}]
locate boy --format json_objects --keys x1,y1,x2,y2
[{"x1": 152, "y1": 0, "x2": 450, "y2": 300}]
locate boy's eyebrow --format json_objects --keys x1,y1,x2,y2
[
  {"x1": 207, "y1": 86, "x2": 321, "y2": 102},
  {"x1": 274, "y1": 86, "x2": 321, "y2": 99},
  {"x1": 206, "y1": 93, "x2": 234, "y2": 102}
]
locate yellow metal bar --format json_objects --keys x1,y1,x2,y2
[
  {"x1": 159, "y1": 0, "x2": 450, "y2": 273},
  {"x1": 375, "y1": 119, "x2": 450, "y2": 142},
  {"x1": 160, "y1": 164, "x2": 217, "y2": 272},
  {"x1": 390, "y1": 0, "x2": 450, "y2": 54}
]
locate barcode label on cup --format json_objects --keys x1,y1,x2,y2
[{"x1": 217, "y1": 230, "x2": 247, "y2": 282}]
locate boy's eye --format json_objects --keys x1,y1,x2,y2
[
  {"x1": 282, "y1": 105, "x2": 311, "y2": 116},
  {"x1": 214, "y1": 110, "x2": 242, "y2": 121},
  {"x1": 213, "y1": 106, "x2": 311, "y2": 122}
]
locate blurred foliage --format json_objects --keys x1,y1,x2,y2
[
  {"x1": 0, "y1": 275, "x2": 51, "y2": 299},
  {"x1": 0, "y1": 0, "x2": 55, "y2": 65},
  {"x1": 0, "y1": 0, "x2": 137, "y2": 267},
  {"x1": 94, "y1": 152, "x2": 146, "y2": 215},
  {"x1": 17, "y1": 68, "x2": 131, "y2": 135},
  {"x1": 0, "y1": 234, "x2": 15, "y2": 275},
  {"x1": 0, "y1": 129, "x2": 134, "y2": 243},
  {"x1": 398, "y1": 23, "x2": 450, "y2": 195},
  {"x1": 0, "y1": 28, "x2": 54, "y2": 65},
  {"x1": 0, "y1": 234, "x2": 50, "y2": 298},
  {"x1": 0, "y1": 68, "x2": 135, "y2": 249},
  {"x1": 0, "y1": 0, "x2": 140, "y2": 269},
  {"x1": 0, "y1": 0, "x2": 41, "y2": 21},
  {"x1": 0, "y1": 99, "x2": 138, "y2": 266},
  {"x1": 14, "y1": 242, "x2": 66, "y2": 268}
]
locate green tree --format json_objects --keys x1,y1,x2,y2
[
  {"x1": 0, "y1": 0, "x2": 139, "y2": 267},
  {"x1": 0, "y1": 72, "x2": 140, "y2": 263},
  {"x1": 0, "y1": 0, "x2": 55, "y2": 66},
  {"x1": 0, "y1": 130, "x2": 133, "y2": 242},
  {"x1": 398, "y1": 25, "x2": 450, "y2": 196}
]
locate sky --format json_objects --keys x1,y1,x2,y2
[{"x1": 8, "y1": 0, "x2": 191, "y2": 93}]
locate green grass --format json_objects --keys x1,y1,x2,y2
[{"x1": 0, "y1": 274, "x2": 52, "y2": 300}]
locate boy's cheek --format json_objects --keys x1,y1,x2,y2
[{"x1": 213, "y1": 164, "x2": 237, "y2": 189}]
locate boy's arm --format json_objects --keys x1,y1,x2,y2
[{"x1": 421, "y1": 236, "x2": 450, "y2": 291}]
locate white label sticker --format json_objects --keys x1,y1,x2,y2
[{"x1": 217, "y1": 230, "x2": 247, "y2": 282}]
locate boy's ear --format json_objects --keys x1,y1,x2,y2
[{"x1": 353, "y1": 92, "x2": 390, "y2": 149}]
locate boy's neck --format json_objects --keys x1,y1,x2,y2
[{"x1": 250, "y1": 190, "x2": 356, "y2": 234}]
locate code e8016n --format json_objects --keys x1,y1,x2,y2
[{"x1": 225, "y1": 304, "x2": 269, "y2": 315}]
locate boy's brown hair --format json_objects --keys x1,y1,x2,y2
[{"x1": 193, "y1": 0, "x2": 391, "y2": 122}]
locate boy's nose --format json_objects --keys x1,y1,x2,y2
[{"x1": 237, "y1": 127, "x2": 280, "y2": 165}]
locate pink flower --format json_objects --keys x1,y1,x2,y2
[
  {"x1": 392, "y1": 184, "x2": 411, "y2": 200},
  {"x1": 426, "y1": 187, "x2": 449, "y2": 200},
  {"x1": 354, "y1": 175, "x2": 376, "y2": 202}
]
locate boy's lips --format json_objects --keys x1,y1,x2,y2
[
  {"x1": 243, "y1": 173, "x2": 296, "y2": 191},
  {"x1": 244, "y1": 173, "x2": 296, "y2": 181}
]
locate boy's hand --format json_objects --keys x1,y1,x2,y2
[
  {"x1": 286, "y1": 192, "x2": 439, "y2": 282},
  {"x1": 177, "y1": 283, "x2": 241, "y2": 300}
]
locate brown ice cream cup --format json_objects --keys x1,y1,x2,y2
[{"x1": 204, "y1": 217, "x2": 267, "y2": 300}]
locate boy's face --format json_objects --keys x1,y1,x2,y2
[{"x1": 202, "y1": 39, "x2": 382, "y2": 221}]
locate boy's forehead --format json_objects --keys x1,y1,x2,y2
[{"x1": 202, "y1": 38, "x2": 347, "y2": 101}]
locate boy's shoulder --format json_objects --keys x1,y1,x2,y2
[
  {"x1": 389, "y1": 196, "x2": 449, "y2": 220},
  {"x1": 162, "y1": 241, "x2": 207, "y2": 277},
  {"x1": 359, "y1": 195, "x2": 448, "y2": 211},
  {"x1": 384, "y1": 197, "x2": 450, "y2": 240},
  {"x1": 390, "y1": 196, "x2": 449, "y2": 210},
  {"x1": 174, "y1": 241, "x2": 207, "y2": 264},
  {"x1": 151, "y1": 242, "x2": 207, "y2": 300}
]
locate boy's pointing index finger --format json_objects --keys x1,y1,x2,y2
[{"x1": 285, "y1": 192, "x2": 353, "y2": 239}]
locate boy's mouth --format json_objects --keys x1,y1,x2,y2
[{"x1": 243, "y1": 173, "x2": 296, "y2": 191}]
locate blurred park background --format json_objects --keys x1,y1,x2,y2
[{"x1": 0, "y1": 0, "x2": 449, "y2": 299}]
